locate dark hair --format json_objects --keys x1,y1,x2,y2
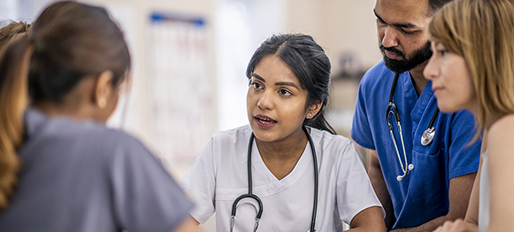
[
  {"x1": 28, "y1": 1, "x2": 130, "y2": 104},
  {"x1": 246, "y1": 34, "x2": 336, "y2": 135},
  {"x1": 0, "y1": 1, "x2": 130, "y2": 210},
  {"x1": 428, "y1": 0, "x2": 454, "y2": 15}
]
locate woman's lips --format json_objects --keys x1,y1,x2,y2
[
  {"x1": 254, "y1": 115, "x2": 277, "y2": 128},
  {"x1": 432, "y1": 86, "x2": 443, "y2": 95}
]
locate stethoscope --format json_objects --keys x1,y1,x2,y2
[
  {"x1": 230, "y1": 126, "x2": 319, "y2": 232},
  {"x1": 386, "y1": 73, "x2": 439, "y2": 181}
]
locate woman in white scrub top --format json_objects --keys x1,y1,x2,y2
[{"x1": 181, "y1": 34, "x2": 386, "y2": 232}]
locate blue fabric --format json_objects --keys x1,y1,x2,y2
[{"x1": 351, "y1": 61, "x2": 481, "y2": 228}]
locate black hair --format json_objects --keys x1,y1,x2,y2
[
  {"x1": 246, "y1": 34, "x2": 336, "y2": 135},
  {"x1": 428, "y1": 0, "x2": 454, "y2": 15}
]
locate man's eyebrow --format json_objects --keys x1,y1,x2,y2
[
  {"x1": 374, "y1": 9, "x2": 418, "y2": 29},
  {"x1": 374, "y1": 9, "x2": 386, "y2": 24}
]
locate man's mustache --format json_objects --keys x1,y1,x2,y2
[{"x1": 380, "y1": 44, "x2": 405, "y2": 59}]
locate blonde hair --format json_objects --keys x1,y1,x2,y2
[
  {"x1": 0, "y1": 21, "x2": 31, "y2": 210},
  {"x1": 429, "y1": 0, "x2": 514, "y2": 140},
  {"x1": 0, "y1": 37, "x2": 31, "y2": 210}
]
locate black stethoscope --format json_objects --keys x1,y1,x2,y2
[
  {"x1": 230, "y1": 126, "x2": 319, "y2": 232},
  {"x1": 386, "y1": 73, "x2": 439, "y2": 181}
]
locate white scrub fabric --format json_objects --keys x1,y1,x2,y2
[
  {"x1": 479, "y1": 151, "x2": 490, "y2": 232},
  {"x1": 181, "y1": 125, "x2": 383, "y2": 232}
]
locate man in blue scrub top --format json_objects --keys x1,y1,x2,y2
[{"x1": 351, "y1": 0, "x2": 481, "y2": 231}]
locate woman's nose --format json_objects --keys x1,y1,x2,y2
[
  {"x1": 423, "y1": 56, "x2": 438, "y2": 81},
  {"x1": 257, "y1": 90, "x2": 274, "y2": 110}
]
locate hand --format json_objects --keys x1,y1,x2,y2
[{"x1": 432, "y1": 219, "x2": 472, "y2": 232}]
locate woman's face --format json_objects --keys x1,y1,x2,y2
[
  {"x1": 424, "y1": 41, "x2": 477, "y2": 113},
  {"x1": 247, "y1": 55, "x2": 314, "y2": 143}
]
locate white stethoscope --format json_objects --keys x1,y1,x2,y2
[
  {"x1": 230, "y1": 126, "x2": 319, "y2": 232},
  {"x1": 386, "y1": 73, "x2": 439, "y2": 181}
]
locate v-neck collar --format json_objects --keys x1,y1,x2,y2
[
  {"x1": 411, "y1": 81, "x2": 435, "y2": 123},
  {"x1": 250, "y1": 133, "x2": 313, "y2": 196}
]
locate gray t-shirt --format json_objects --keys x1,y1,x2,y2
[{"x1": 0, "y1": 108, "x2": 193, "y2": 232}]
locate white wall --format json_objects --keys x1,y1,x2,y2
[{"x1": 286, "y1": 0, "x2": 381, "y2": 76}]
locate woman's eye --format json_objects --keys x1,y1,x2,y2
[
  {"x1": 279, "y1": 89, "x2": 292, "y2": 96},
  {"x1": 438, "y1": 49, "x2": 449, "y2": 56},
  {"x1": 251, "y1": 82, "x2": 262, "y2": 89}
]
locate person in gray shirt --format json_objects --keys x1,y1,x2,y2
[{"x1": 0, "y1": 1, "x2": 198, "y2": 232}]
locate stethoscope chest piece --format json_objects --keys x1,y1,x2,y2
[
  {"x1": 232, "y1": 126, "x2": 319, "y2": 232},
  {"x1": 421, "y1": 127, "x2": 435, "y2": 146}
]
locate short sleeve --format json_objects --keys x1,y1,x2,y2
[
  {"x1": 448, "y1": 110, "x2": 481, "y2": 179},
  {"x1": 351, "y1": 74, "x2": 375, "y2": 150},
  {"x1": 180, "y1": 137, "x2": 217, "y2": 224},
  {"x1": 336, "y1": 141, "x2": 384, "y2": 224},
  {"x1": 109, "y1": 135, "x2": 194, "y2": 232}
]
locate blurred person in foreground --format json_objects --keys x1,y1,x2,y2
[{"x1": 0, "y1": 1, "x2": 198, "y2": 231}]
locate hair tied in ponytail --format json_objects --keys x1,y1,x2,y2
[{"x1": 29, "y1": 33, "x2": 41, "y2": 54}]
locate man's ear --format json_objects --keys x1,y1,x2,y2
[
  {"x1": 93, "y1": 70, "x2": 114, "y2": 109},
  {"x1": 306, "y1": 102, "x2": 323, "y2": 119}
]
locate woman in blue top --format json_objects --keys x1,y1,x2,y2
[
  {"x1": 425, "y1": 0, "x2": 514, "y2": 231},
  {"x1": 0, "y1": 2, "x2": 197, "y2": 231}
]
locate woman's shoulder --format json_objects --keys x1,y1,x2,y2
[
  {"x1": 310, "y1": 127, "x2": 353, "y2": 152},
  {"x1": 487, "y1": 114, "x2": 514, "y2": 147},
  {"x1": 211, "y1": 124, "x2": 252, "y2": 143},
  {"x1": 56, "y1": 118, "x2": 141, "y2": 147},
  {"x1": 27, "y1": 109, "x2": 149, "y2": 158}
]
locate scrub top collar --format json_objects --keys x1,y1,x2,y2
[{"x1": 250, "y1": 132, "x2": 314, "y2": 197}]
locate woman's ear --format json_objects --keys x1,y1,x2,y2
[
  {"x1": 93, "y1": 70, "x2": 114, "y2": 109},
  {"x1": 306, "y1": 102, "x2": 323, "y2": 119}
]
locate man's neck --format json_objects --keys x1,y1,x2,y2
[{"x1": 409, "y1": 61, "x2": 429, "y2": 96}]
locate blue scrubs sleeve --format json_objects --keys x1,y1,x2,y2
[
  {"x1": 447, "y1": 110, "x2": 481, "y2": 179},
  {"x1": 351, "y1": 75, "x2": 376, "y2": 150}
]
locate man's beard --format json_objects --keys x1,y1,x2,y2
[{"x1": 380, "y1": 41, "x2": 432, "y2": 74}]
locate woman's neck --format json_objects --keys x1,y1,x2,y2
[
  {"x1": 255, "y1": 127, "x2": 309, "y2": 180},
  {"x1": 32, "y1": 101, "x2": 90, "y2": 120}
]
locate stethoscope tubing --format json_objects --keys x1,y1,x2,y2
[
  {"x1": 231, "y1": 126, "x2": 318, "y2": 232},
  {"x1": 387, "y1": 73, "x2": 439, "y2": 181},
  {"x1": 304, "y1": 126, "x2": 319, "y2": 232}
]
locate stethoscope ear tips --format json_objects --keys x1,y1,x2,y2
[{"x1": 397, "y1": 164, "x2": 414, "y2": 181}]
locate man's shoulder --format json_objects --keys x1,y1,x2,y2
[{"x1": 360, "y1": 61, "x2": 396, "y2": 88}]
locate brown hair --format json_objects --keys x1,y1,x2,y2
[
  {"x1": 0, "y1": 1, "x2": 130, "y2": 210},
  {"x1": 429, "y1": 0, "x2": 514, "y2": 141},
  {"x1": 0, "y1": 21, "x2": 30, "y2": 50}
]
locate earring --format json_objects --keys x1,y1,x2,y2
[
  {"x1": 98, "y1": 98, "x2": 107, "y2": 109},
  {"x1": 307, "y1": 113, "x2": 312, "y2": 118}
]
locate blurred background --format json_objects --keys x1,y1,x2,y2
[{"x1": 1, "y1": 0, "x2": 382, "y2": 230}]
